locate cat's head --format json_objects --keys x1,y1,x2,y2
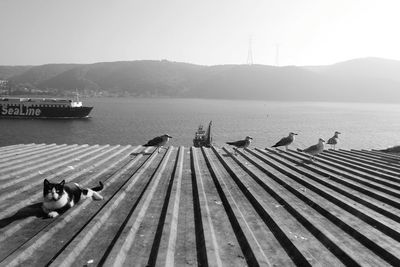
[{"x1": 43, "y1": 179, "x2": 65, "y2": 201}]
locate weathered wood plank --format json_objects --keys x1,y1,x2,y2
[
  {"x1": 238, "y1": 148, "x2": 394, "y2": 266},
  {"x1": 262, "y1": 149, "x2": 400, "y2": 223},
  {"x1": 1, "y1": 144, "x2": 400, "y2": 267}
]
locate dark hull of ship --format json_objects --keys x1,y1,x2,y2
[
  {"x1": 0, "y1": 106, "x2": 93, "y2": 119},
  {"x1": 193, "y1": 139, "x2": 212, "y2": 147}
]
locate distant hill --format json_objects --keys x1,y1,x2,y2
[
  {"x1": 0, "y1": 66, "x2": 31, "y2": 79},
  {"x1": 11, "y1": 64, "x2": 80, "y2": 85},
  {"x1": 303, "y1": 57, "x2": 400, "y2": 102},
  {"x1": 39, "y1": 61, "x2": 205, "y2": 96},
  {"x1": 186, "y1": 64, "x2": 324, "y2": 101},
  {"x1": 318, "y1": 57, "x2": 400, "y2": 84},
  {"x1": 2, "y1": 57, "x2": 400, "y2": 102}
]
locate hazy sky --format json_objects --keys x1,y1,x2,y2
[{"x1": 1, "y1": 0, "x2": 399, "y2": 66}]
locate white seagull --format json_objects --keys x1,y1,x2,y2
[
  {"x1": 327, "y1": 131, "x2": 341, "y2": 150},
  {"x1": 226, "y1": 136, "x2": 253, "y2": 155},
  {"x1": 143, "y1": 134, "x2": 173, "y2": 153},
  {"x1": 297, "y1": 138, "x2": 325, "y2": 160},
  {"x1": 271, "y1": 132, "x2": 298, "y2": 151}
]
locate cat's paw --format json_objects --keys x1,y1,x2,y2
[{"x1": 48, "y1": 211, "x2": 59, "y2": 218}]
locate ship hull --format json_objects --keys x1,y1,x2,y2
[{"x1": 0, "y1": 105, "x2": 93, "y2": 119}]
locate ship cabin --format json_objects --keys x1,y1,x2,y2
[
  {"x1": 193, "y1": 121, "x2": 212, "y2": 147},
  {"x1": 0, "y1": 97, "x2": 83, "y2": 108}
]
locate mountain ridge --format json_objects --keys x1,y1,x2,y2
[{"x1": 1, "y1": 58, "x2": 400, "y2": 103}]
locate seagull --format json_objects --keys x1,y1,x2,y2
[
  {"x1": 297, "y1": 138, "x2": 325, "y2": 160},
  {"x1": 271, "y1": 132, "x2": 298, "y2": 151},
  {"x1": 226, "y1": 136, "x2": 253, "y2": 155},
  {"x1": 327, "y1": 131, "x2": 341, "y2": 150},
  {"x1": 143, "y1": 134, "x2": 173, "y2": 153}
]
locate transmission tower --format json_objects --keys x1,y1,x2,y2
[{"x1": 247, "y1": 37, "x2": 253, "y2": 65}]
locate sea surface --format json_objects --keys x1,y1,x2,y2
[{"x1": 1, "y1": 98, "x2": 400, "y2": 150}]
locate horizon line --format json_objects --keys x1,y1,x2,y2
[{"x1": 0, "y1": 56, "x2": 397, "y2": 68}]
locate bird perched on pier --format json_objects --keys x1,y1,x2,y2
[
  {"x1": 143, "y1": 134, "x2": 173, "y2": 153},
  {"x1": 327, "y1": 131, "x2": 341, "y2": 150},
  {"x1": 226, "y1": 136, "x2": 253, "y2": 155},
  {"x1": 297, "y1": 138, "x2": 325, "y2": 160},
  {"x1": 271, "y1": 132, "x2": 298, "y2": 151}
]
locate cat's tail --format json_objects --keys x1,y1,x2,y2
[
  {"x1": 86, "y1": 181, "x2": 104, "y2": 200},
  {"x1": 91, "y1": 181, "x2": 104, "y2": 192}
]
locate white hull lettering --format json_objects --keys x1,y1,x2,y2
[{"x1": 0, "y1": 105, "x2": 42, "y2": 116}]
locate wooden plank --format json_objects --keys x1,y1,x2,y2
[
  {"x1": 359, "y1": 150, "x2": 400, "y2": 160},
  {"x1": 187, "y1": 147, "x2": 246, "y2": 267},
  {"x1": 167, "y1": 146, "x2": 198, "y2": 266},
  {"x1": 287, "y1": 149, "x2": 400, "y2": 198},
  {"x1": 0, "y1": 143, "x2": 37, "y2": 154},
  {"x1": 123, "y1": 147, "x2": 179, "y2": 266},
  {"x1": 316, "y1": 152, "x2": 400, "y2": 182},
  {"x1": 323, "y1": 150, "x2": 400, "y2": 177},
  {"x1": 44, "y1": 147, "x2": 155, "y2": 267},
  {"x1": 335, "y1": 150, "x2": 400, "y2": 167},
  {"x1": 0, "y1": 145, "x2": 115, "y2": 212},
  {"x1": 202, "y1": 147, "x2": 262, "y2": 266},
  {"x1": 215, "y1": 147, "x2": 317, "y2": 266},
  {"x1": 0, "y1": 144, "x2": 78, "y2": 176},
  {"x1": 1, "y1": 144, "x2": 400, "y2": 266},
  {"x1": 257, "y1": 149, "x2": 400, "y2": 239},
  {"x1": 236, "y1": 148, "x2": 394, "y2": 266},
  {"x1": 101, "y1": 147, "x2": 175, "y2": 266},
  {"x1": 262, "y1": 149, "x2": 400, "y2": 223},
  {"x1": 0, "y1": 143, "x2": 58, "y2": 163},
  {"x1": 0, "y1": 145, "x2": 139, "y2": 265},
  {"x1": 247, "y1": 149, "x2": 400, "y2": 266}
]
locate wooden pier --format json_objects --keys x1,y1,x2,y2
[{"x1": 1, "y1": 143, "x2": 400, "y2": 266}]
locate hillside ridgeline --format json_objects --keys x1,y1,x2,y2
[{"x1": 1, "y1": 58, "x2": 400, "y2": 102}]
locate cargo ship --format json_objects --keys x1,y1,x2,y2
[
  {"x1": 0, "y1": 96, "x2": 93, "y2": 119},
  {"x1": 193, "y1": 121, "x2": 212, "y2": 147}
]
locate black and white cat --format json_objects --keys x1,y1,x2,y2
[{"x1": 42, "y1": 179, "x2": 104, "y2": 218}]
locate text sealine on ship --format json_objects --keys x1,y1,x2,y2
[{"x1": 0, "y1": 94, "x2": 93, "y2": 119}]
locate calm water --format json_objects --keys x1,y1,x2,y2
[{"x1": 1, "y1": 98, "x2": 400, "y2": 150}]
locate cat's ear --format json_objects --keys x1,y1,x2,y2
[
  {"x1": 44, "y1": 179, "x2": 50, "y2": 186},
  {"x1": 60, "y1": 180, "x2": 65, "y2": 186}
]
